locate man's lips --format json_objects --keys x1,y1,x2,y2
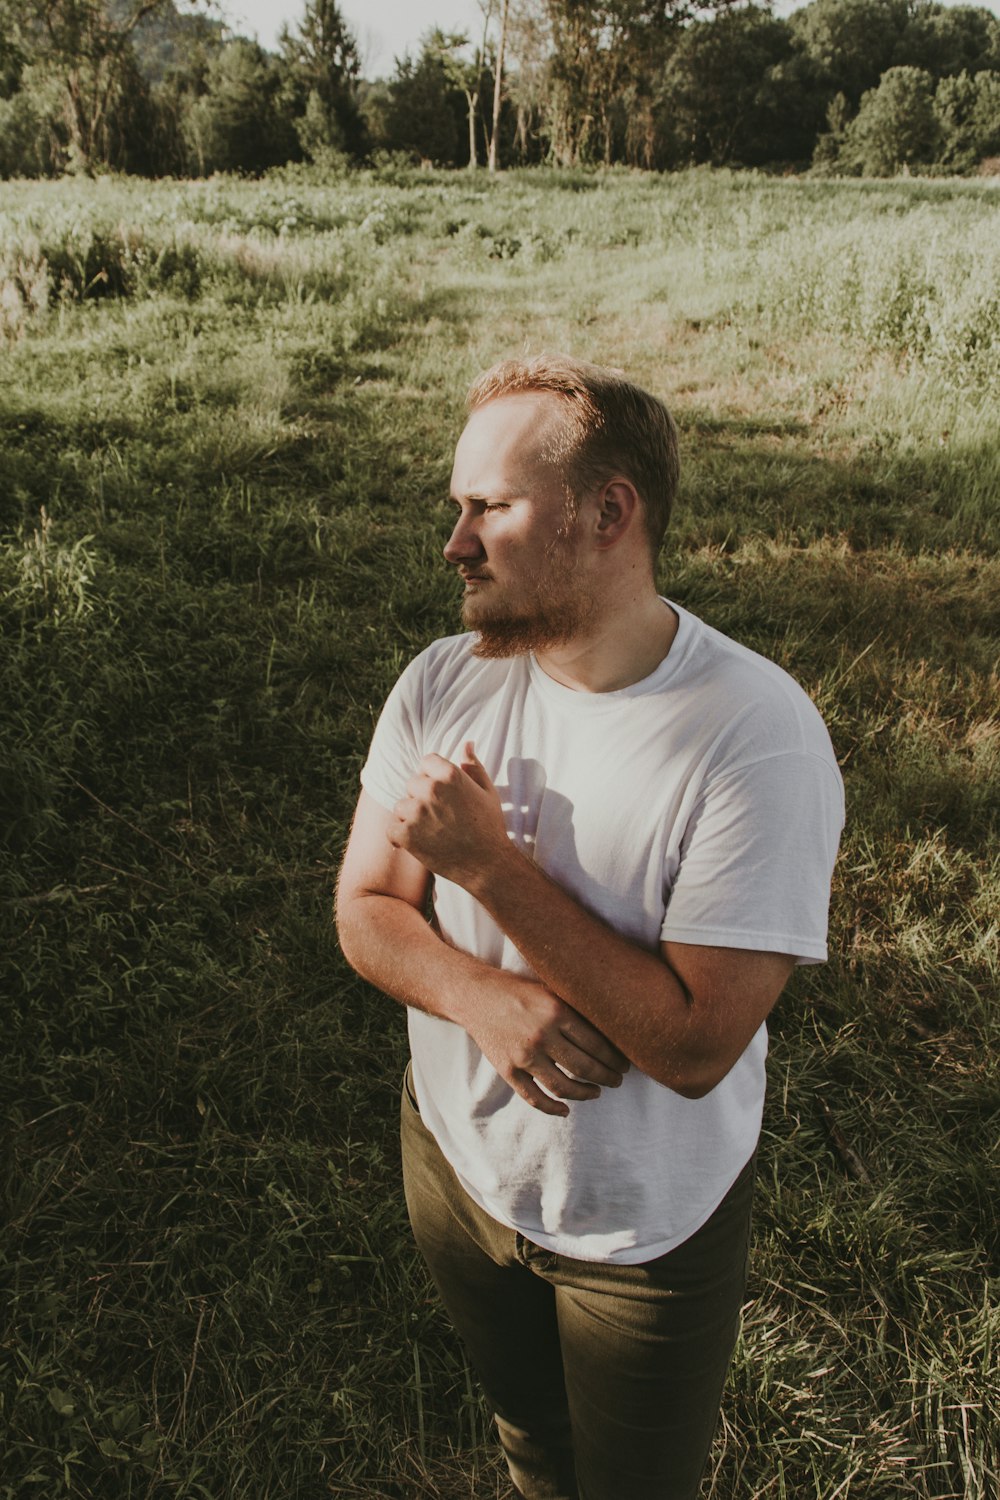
[{"x1": 459, "y1": 571, "x2": 491, "y2": 585}]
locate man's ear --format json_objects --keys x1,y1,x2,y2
[{"x1": 593, "y1": 479, "x2": 641, "y2": 548}]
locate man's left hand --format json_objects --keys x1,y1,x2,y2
[{"x1": 389, "y1": 741, "x2": 510, "y2": 888}]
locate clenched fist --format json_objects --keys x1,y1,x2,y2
[{"x1": 389, "y1": 741, "x2": 511, "y2": 890}]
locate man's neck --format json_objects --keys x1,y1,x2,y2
[{"x1": 534, "y1": 594, "x2": 678, "y2": 694}]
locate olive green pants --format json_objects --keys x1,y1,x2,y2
[{"x1": 401, "y1": 1065, "x2": 755, "y2": 1500}]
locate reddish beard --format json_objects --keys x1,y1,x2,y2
[
  {"x1": 459, "y1": 510, "x2": 594, "y2": 658},
  {"x1": 463, "y1": 575, "x2": 597, "y2": 659}
]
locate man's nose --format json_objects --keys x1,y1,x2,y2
[{"x1": 443, "y1": 513, "x2": 484, "y2": 564}]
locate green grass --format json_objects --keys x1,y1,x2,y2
[{"x1": 1, "y1": 165, "x2": 997, "y2": 1498}]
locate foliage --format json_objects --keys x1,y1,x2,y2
[
  {"x1": 0, "y1": 64, "x2": 63, "y2": 177},
  {"x1": 278, "y1": 0, "x2": 367, "y2": 162},
  {"x1": 895, "y1": 0, "x2": 1000, "y2": 78},
  {"x1": 420, "y1": 25, "x2": 494, "y2": 170},
  {"x1": 838, "y1": 65, "x2": 941, "y2": 175},
  {"x1": 503, "y1": 0, "x2": 552, "y2": 164},
  {"x1": 183, "y1": 38, "x2": 300, "y2": 176},
  {"x1": 790, "y1": 0, "x2": 911, "y2": 107},
  {"x1": 379, "y1": 37, "x2": 468, "y2": 167},
  {"x1": 795, "y1": 0, "x2": 1000, "y2": 174},
  {"x1": 935, "y1": 68, "x2": 1000, "y2": 172},
  {"x1": 538, "y1": 0, "x2": 691, "y2": 167},
  {"x1": 126, "y1": 0, "x2": 224, "y2": 87},
  {"x1": 5, "y1": 0, "x2": 181, "y2": 171},
  {"x1": 2, "y1": 0, "x2": 1000, "y2": 176},
  {"x1": 662, "y1": 7, "x2": 822, "y2": 168},
  {"x1": 0, "y1": 0, "x2": 29, "y2": 97}
]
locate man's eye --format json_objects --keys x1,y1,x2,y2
[{"x1": 484, "y1": 502, "x2": 509, "y2": 512}]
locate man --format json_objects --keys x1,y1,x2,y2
[{"x1": 336, "y1": 355, "x2": 844, "y2": 1500}]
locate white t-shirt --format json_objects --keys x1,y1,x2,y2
[{"x1": 361, "y1": 601, "x2": 844, "y2": 1264}]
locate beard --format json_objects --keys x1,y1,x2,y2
[{"x1": 463, "y1": 570, "x2": 598, "y2": 659}]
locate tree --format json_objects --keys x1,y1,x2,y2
[
  {"x1": 7, "y1": 0, "x2": 198, "y2": 171},
  {"x1": 379, "y1": 39, "x2": 466, "y2": 165},
  {"x1": 356, "y1": 74, "x2": 391, "y2": 152},
  {"x1": 661, "y1": 7, "x2": 817, "y2": 167},
  {"x1": 488, "y1": 0, "x2": 511, "y2": 172},
  {"x1": 127, "y1": 0, "x2": 225, "y2": 86},
  {"x1": 96, "y1": 36, "x2": 160, "y2": 171},
  {"x1": 0, "y1": 0, "x2": 29, "y2": 97},
  {"x1": 183, "y1": 37, "x2": 298, "y2": 174},
  {"x1": 755, "y1": 48, "x2": 830, "y2": 164},
  {"x1": 278, "y1": 0, "x2": 366, "y2": 161},
  {"x1": 791, "y1": 0, "x2": 910, "y2": 108},
  {"x1": 428, "y1": 9, "x2": 496, "y2": 170},
  {"x1": 541, "y1": 0, "x2": 640, "y2": 166},
  {"x1": 811, "y1": 88, "x2": 852, "y2": 169},
  {"x1": 895, "y1": 3, "x2": 1000, "y2": 81},
  {"x1": 839, "y1": 64, "x2": 941, "y2": 174},
  {"x1": 0, "y1": 64, "x2": 63, "y2": 175},
  {"x1": 540, "y1": 0, "x2": 739, "y2": 168},
  {"x1": 504, "y1": 0, "x2": 549, "y2": 163},
  {"x1": 541, "y1": 2, "x2": 597, "y2": 165},
  {"x1": 934, "y1": 67, "x2": 1000, "y2": 170},
  {"x1": 968, "y1": 68, "x2": 1000, "y2": 160}
]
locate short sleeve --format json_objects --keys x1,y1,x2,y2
[
  {"x1": 660, "y1": 752, "x2": 844, "y2": 964},
  {"x1": 359, "y1": 656, "x2": 427, "y2": 811}
]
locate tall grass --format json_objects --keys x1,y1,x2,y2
[{"x1": 1, "y1": 167, "x2": 997, "y2": 1498}]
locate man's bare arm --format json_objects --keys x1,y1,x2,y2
[
  {"x1": 389, "y1": 746, "x2": 796, "y2": 1099},
  {"x1": 336, "y1": 791, "x2": 630, "y2": 1117}
]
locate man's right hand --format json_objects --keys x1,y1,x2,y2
[
  {"x1": 337, "y1": 790, "x2": 629, "y2": 1118},
  {"x1": 460, "y1": 973, "x2": 631, "y2": 1118}
]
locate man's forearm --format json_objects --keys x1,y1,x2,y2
[
  {"x1": 336, "y1": 880, "x2": 633, "y2": 1115},
  {"x1": 388, "y1": 748, "x2": 793, "y2": 1097},
  {"x1": 336, "y1": 890, "x2": 493, "y2": 1028},
  {"x1": 463, "y1": 845, "x2": 717, "y2": 1095}
]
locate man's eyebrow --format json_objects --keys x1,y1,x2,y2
[{"x1": 448, "y1": 489, "x2": 521, "y2": 504}]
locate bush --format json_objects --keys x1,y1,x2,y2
[
  {"x1": 0, "y1": 68, "x2": 62, "y2": 179},
  {"x1": 840, "y1": 65, "x2": 941, "y2": 175},
  {"x1": 183, "y1": 40, "x2": 300, "y2": 175},
  {"x1": 935, "y1": 69, "x2": 1000, "y2": 173}
]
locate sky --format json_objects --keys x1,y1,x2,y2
[
  {"x1": 218, "y1": 0, "x2": 1000, "y2": 78},
  {"x1": 218, "y1": 0, "x2": 484, "y2": 75}
]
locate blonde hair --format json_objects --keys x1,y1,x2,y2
[{"x1": 466, "y1": 354, "x2": 680, "y2": 555}]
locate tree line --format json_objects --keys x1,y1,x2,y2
[{"x1": 2, "y1": 0, "x2": 1000, "y2": 180}]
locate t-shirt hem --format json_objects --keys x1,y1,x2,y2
[{"x1": 459, "y1": 1144, "x2": 760, "y2": 1265}]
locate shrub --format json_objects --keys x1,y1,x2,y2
[
  {"x1": 935, "y1": 70, "x2": 1000, "y2": 173},
  {"x1": 839, "y1": 66, "x2": 941, "y2": 175},
  {"x1": 0, "y1": 67, "x2": 63, "y2": 179},
  {"x1": 0, "y1": 234, "x2": 50, "y2": 339}
]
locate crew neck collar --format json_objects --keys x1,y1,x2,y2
[{"x1": 527, "y1": 599, "x2": 693, "y2": 708}]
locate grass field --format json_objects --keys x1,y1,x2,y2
[{"x1": 1, "y1": 165, "x2": 998, "y2": 1499}]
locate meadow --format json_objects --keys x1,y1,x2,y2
[{"x1": 0, "y1": 165, "x2": 998, "y2": 1499}]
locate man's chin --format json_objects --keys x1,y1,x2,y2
[
  {"x1": 462, "y1": 600, "x2": 530, "y2": 657},
  {"x1": 464, "y1": 604, "x2": 580, "y2": 660},
  {"x1": 470, "y1": 625, "x2": 537, "y2": 659}
]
